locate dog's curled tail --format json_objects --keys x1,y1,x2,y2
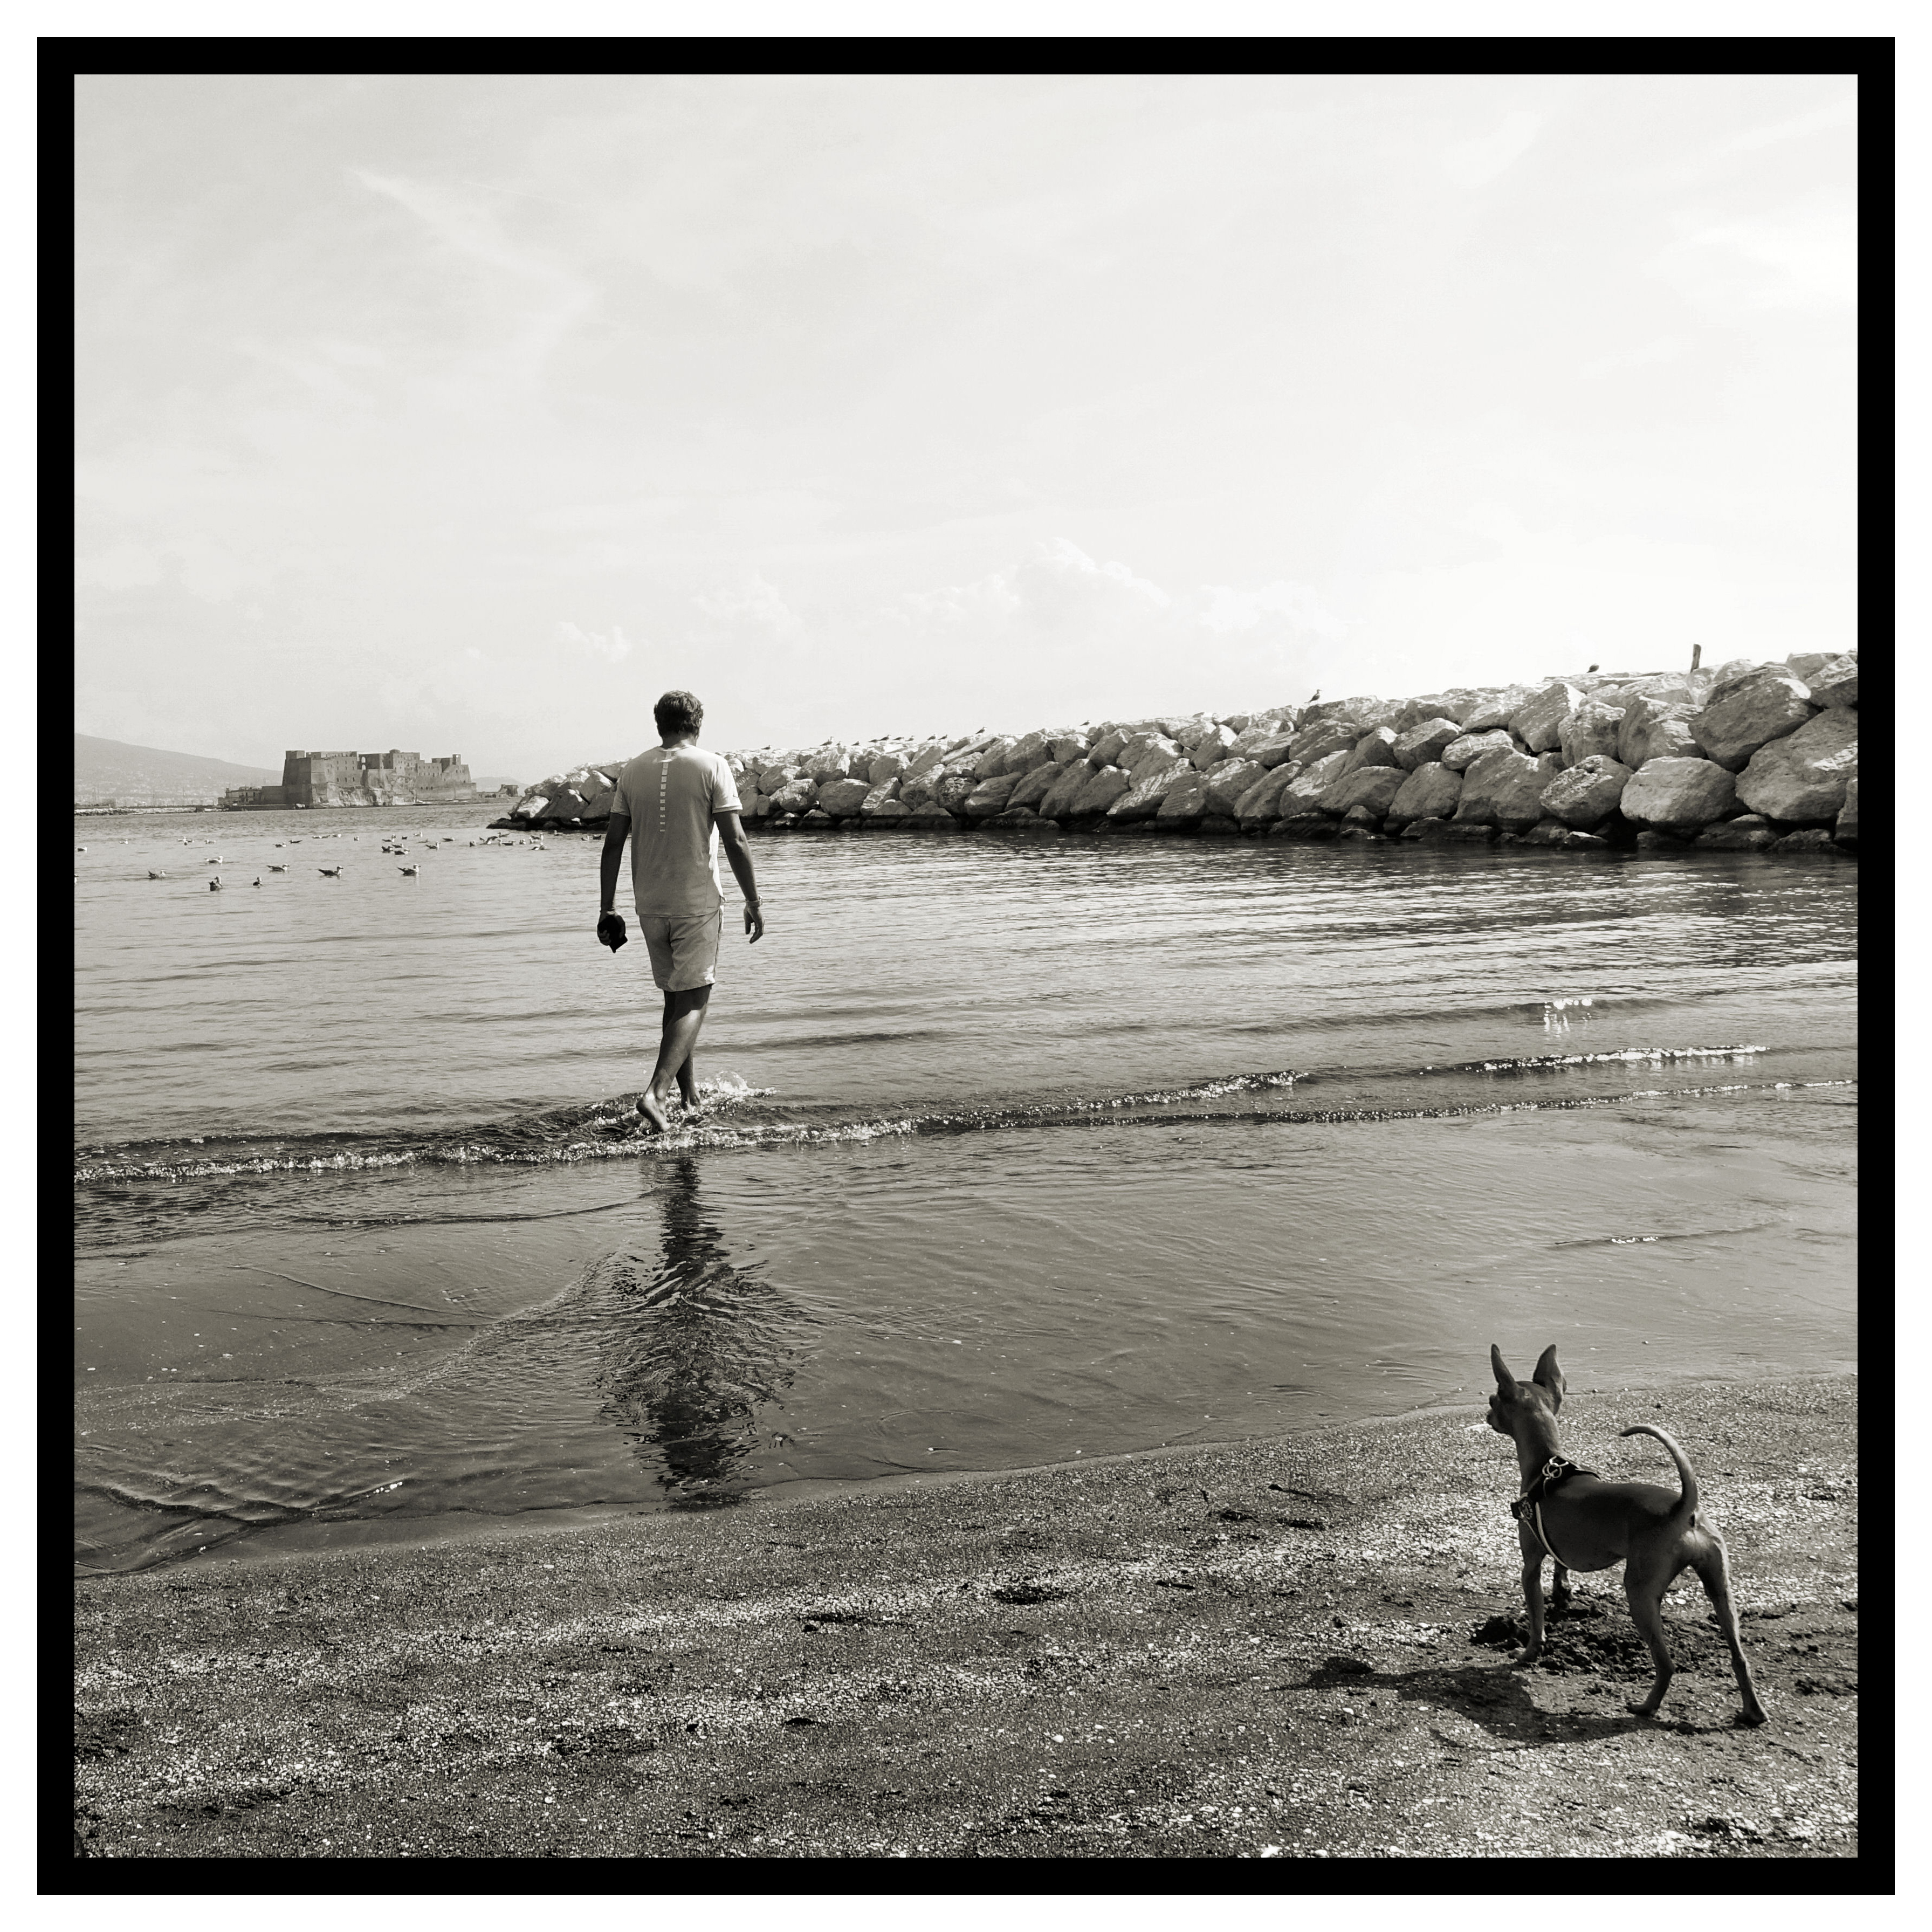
[{"x1": 1619, "y1": 1423, "x2": 1700, "y2": 1520}]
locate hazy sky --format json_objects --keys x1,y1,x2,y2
[{"x1": 74, "y1": 72, "x2": 1857, "y2": 779}]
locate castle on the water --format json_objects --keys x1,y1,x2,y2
[{"x1": 221, "y1": 749, "x2": 508, "y2": 810}]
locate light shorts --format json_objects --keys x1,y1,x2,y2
[{"x1": 638, "y1": 909, "x2": 721, "y2": 992}]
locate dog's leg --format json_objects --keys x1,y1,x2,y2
[
  {"x1": 1516, "y1": 1548, "x2": 1546, "y2": 1665},
  {"x1": 1693, "y1": 1536, "x2": 1768, "y2": 1728},
  {"x1": 1550, "y1": 1562, "x2": 1571, "y2": 1611},
  {"x1": 1621, "y1": 1562, "x2": 1677, "y2": 1717}
]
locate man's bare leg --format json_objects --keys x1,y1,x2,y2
[{"x1": 637, "y1": 985, "x2": 712, "y2": 1132}]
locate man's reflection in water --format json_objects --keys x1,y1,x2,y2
[{"x1": 592, "y1": 1154, "x2": 809, "y2": 1509}]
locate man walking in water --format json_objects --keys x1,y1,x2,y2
[{"x1": 599, "y1": 690, "x2": 764, "y2": 1134}]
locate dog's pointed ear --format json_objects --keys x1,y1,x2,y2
[
  {"x1": 1533, "y1": 1345, "x2": 1566, "y2": 1407},
  {"x1": 1490, "y1": 1344, "x2": 1517, "y2": 1394}
]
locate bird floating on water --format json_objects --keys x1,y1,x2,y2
[
  {"x1": 251, "y1": 876, "x2": 262, "y2": 886},
  {"x1": 209, "y1": 877, "x2": 223, "y2": 891},
  {"x1": 148, "y1": 870, "x2": 168, "y2": 879},
  {"x1": 268, "y1": 863, "x2": 287, "y2": 872},
  {"x1": 318, "y1": 865, "x2": 342, "y2": 877},
  {"x1": 398, "y1": 864, "x2": 418, "y2": 876}
]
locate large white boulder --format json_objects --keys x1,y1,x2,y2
[
  {"x1": 1233, "y1": 761, "x2": 1302, "y2": 821},
  {"x1": 1558, "y1": 702, "x2": 1626, "y2": 767},
  {"x1": 898, "y1": 766, "x2": 953, "y2": 810},
  {"x1": 1454, "y1": 747, "x2": 1550, "y2": 832},
  {"x1": 1155, "y1": 771, "x2": 1212, "y2": 822},
  {"x1": 1836, "y1": 775, "x2": 1858, "y2": 842},
  {"x1": 1384, "y1": 761, "x2": 1462, "y2": 828},
  {"x1": 932, "y1": 772, "x2": 978, "y2": 815},
  {"x1": 1619, "y1": 757, "x2": 1737, "y2": 831},
  {"x1": 1291, "y1": 718, "x2": 1365, "y2": 765},
  {"x1": 1242, "y1": 731, "x2": 1300, "y2": 769},
  {"x1": 1201, "y1": 758, "x2": 1261, "y2": 813},
  {"x1": 1123, "y1": 734, "x2": 1185, "y2": 785},
  {"x1": 1394, "y1": 689, "x2": 1486, "y2": 730},
  {"x1": 1508, "y1": 681, "x2": 1586, "y2": 755},
  {"x1": 1807, "y1": 657, "x2": 1858, "y2": 709},
  {"x1": 1067, "y1": 764, "x2": 1132, "y2": 816},
  {"x1": 1690, "y1": 671, "x2": 1816, "y2": 771},
  {"x1": 1187, "y1": 723, "x2": 1240, "y2": 769},
  {"x1": 868, "y1": 751, "x2": 909, "y2": 785},
  {"x1": 1108, "y1": 762, "x2": 1195, "y2": 822},
  {"x1": 860, "y1": 776, "x2": 901, "y2": 814},
  {"x1": 770, "y1": 778, "x2": 817, "y2": 815},
  {"x1": 1784, "y1": 652, "x2": 1838, "y2": 682},
  {"x1": 1734, "y1": 706, "x2": 1858, "y2": 824},
  {"x1": 1442, "y1": 728, "x2": 1516, "y2": 773},
  {"x1": 1007, "y1": 763, "x2": 1062, "y2": 810},
  {"x1": 1323, "y1": 766, "x2": 1407, "y2": 819},
  {"x1": 1007, "y1": 728, "x2": 1055, "y2": 772},
  {"x1": 1037, "y1": 760, "x2": 1096, "y2": 817},
  {"x1": 1340, "y1": 725, "x2": 1401, "y2": 774},
  {"x1": 1617, "y1": 698, "x2": 1704, "y2": 769},
  {"x1": 960, "y1": 773, "x2": 1024, "y2": 819},
  {"x1": 972, "y1": 735, "x2": 1020, "y2": 780},
  {"x1": 1278, "y1": 750, "x2": 1351, "y2": 814},
  {"x1": 1394, "y1": 718, "x2": 1463, "y2": 771},
  {"x1": 815, "y1": 776, "x2": 872, "y2": 819},
  {"x1": 1538, "y1": 755, "x2": 1633, "y2": 829},
  {"x1": 1462, "y1": 686, "x2": 1532, "y2": 731}
]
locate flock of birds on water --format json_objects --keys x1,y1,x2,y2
[{"x1": 77, "y1": 827, "x2": 547, "y2": 889}]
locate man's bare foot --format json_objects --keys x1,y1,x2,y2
[{"x1": 636, "y1": 1091, "x2": 672, "y2": 1135}]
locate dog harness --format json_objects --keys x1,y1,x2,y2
[{"x1": 1511, "y1": 1455, "x2": 1598, "y2": 1569}]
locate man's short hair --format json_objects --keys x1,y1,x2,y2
[{"x1": 654, "y1": 690, "x2": 703, "y2": 737}]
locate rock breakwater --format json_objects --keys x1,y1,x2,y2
[{"x1": 502, "y1": 653, "x2": 1858, "y2": 856}]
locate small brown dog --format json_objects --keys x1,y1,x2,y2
[{"x1": 1487, "y1": 1344, "x2": 1766, "y2": 1727}]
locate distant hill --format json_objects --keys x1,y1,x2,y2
[{"x1": 74, "y1": 734, "x2": 280, "y2": 806}]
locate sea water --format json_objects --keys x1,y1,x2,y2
[{"x1": 73, "y1": 809, "x2": 1857, "y2": 1573}]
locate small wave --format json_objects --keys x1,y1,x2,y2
[
  {"x1": 74, "y1": 1048, "x2": 1837, "y2": 1192},
  {"x1": 1465, "y1": 1044, "x2": 1765, "y2": 1073}
]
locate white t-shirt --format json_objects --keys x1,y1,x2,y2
[{"x1": 611, "y1": 746, "x2": 744, "y2": 918}]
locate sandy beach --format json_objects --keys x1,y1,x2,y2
[{"x1": 73, "y1": 1372, "x2": 1858, "y2": 1863}]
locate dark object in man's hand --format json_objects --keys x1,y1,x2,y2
[{"x1": 597, "y1": 911, "x2": 628, "y2": 951}]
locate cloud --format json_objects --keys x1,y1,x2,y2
[
  {"x1": 1717, "y1": 95, "x2": 1855, "y2": 156},
  {"x1": 1651, "y1": 195, "x2": 1855, "y2": 312},
  {"x1": 1578, "y1": 337, "x2": 1685, "y2": 381},
  {"x1": 692, "y1": 577, "x2": 801, "y2": 634},
  {"x1": 1194, "y1": 579, "x2": 1343, "y2": 640},
  {"x1": 1690, "y1": 200, "x2": 1855, "y2": 308},
  {"x1": 1441, "y1": 110, "x2": 1546, "y2": 189},
  {"x1": 882, "y1": 538, "x2": 1169, "y2": 631},
  {"x1": 554, "y1": 620, "x2": 631, "y2": 663},
  {"x1": 350, "y1": 169, "x2": 596, "y2": 383}
]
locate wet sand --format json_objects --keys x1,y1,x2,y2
[{"x1": 73, "y1": 1373, "x2": 1858, "y2": 1862}]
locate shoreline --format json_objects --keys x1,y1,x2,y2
[{"x1": 75, "y1": 1372, "x2": 1858, "y2": 1861}]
